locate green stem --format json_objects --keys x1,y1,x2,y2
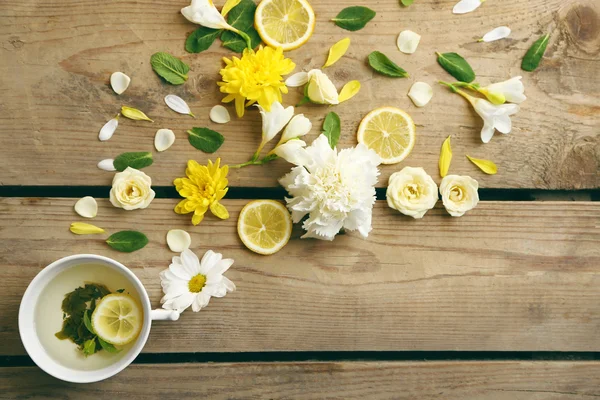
[
  {"x1": 438, "y1": 81, "x2": 459, "y2": 92},
  {"x1": 230, "y1": 154, "x2": 279, "y2": 169},
  {"x1": 237, "y1": 30, "x2": 253, "y2": 51}
]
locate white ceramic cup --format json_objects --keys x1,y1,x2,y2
[{"x1": 19, "y1": 254, "x2": 179, "y2": 383}]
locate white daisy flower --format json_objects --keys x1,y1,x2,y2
[{"x1": 160, "y1": 249, "x2": 236, "y2": 312}]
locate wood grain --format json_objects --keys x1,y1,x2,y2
[
  {"x1": 2, "y1": 362, "x2": 600, "y2": 399},
  {"x1": 0, "y1": 0, "x2": 598, "y2": 188},
  {"x1": 1, "y1": 198, "x2": 599, "y2": 355}
]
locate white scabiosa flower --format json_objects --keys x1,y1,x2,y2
[
  {"x1": 278, "y1": 135, "x2": 381, "y2": 240},
  {"x1": 160, "y1": 249, "x2": 236, "y2": 312},
  {"x1": 181, "y1": 0, "x2": 238, "y2": 31},
  {"x1": 459, "y1": 91, "x2": 520, "y2": 143},
  {"x1": 453, "y1": 0, "x2": 484, "y2": 14},
  {"x1": 479, "y1": 76, "x2": 526, "y2": 105},
  {"x1": 440, "y1": 175, "x2": 479, "y2": 217},
  {"x1": 386, "y1": 167, "x2": 438, "y2": 219}
]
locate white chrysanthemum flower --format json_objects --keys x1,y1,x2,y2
[
  {"x1": 160, "y1": 249, "x2": 236, "y2": 312},
  {"x1": 278, "y1": 135, "x2": 381, "y2": 241}
]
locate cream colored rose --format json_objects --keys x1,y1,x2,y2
[
  {"x1": 440, "y1": 175, "x2": 479, "y2": 217},
  {"x1": 109, "y1": 167, "x2": 155, "y2": 210},
  {"x1": 386, "y1": 167, "x2": 438, "y2": 219},
  {"x1": 306, "y1": 69, "x2": 339, "y2": 105}
]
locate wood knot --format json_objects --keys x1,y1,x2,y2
[
  {"x1": 561, "y1": 2, "x2": 600, "y2": 54},
  {"x1": 333, "y1": 69, "x2": 350, "y2": 82}
]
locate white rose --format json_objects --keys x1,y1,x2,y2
[
  {"x1": 109, "y1": 167, "x2": 156, "y2": 210},
  {"x1": 306, "y1": 69, "x2": 339, "y2": 105},
  {"x1": 440, "y1": 175, "x2": 479, "y2": 217},
  {"x1": 386, "y1": 167, "x2": 438, "y2": 219}
]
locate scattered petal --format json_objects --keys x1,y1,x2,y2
[
  {"x1": 323, "y1": 37, "x2": 351, "y2": 68},
  {"x1": 466, "y1": 155, "x2": 498, "y2": 174},
  {"x1": 164, "y1": 95, "x2": 195, "y2": 117},
  {"x1": 481, "y1": 26, "x2": 511, "y2": 42},
  {"x1": 74, "y1": 196, "x2": 98, "y2": 218},
  {"x1": 110, "y1": 72, "x2": 131, "y2": 95},
  {"x1": 209, "y1": 105, "x2": 231, "y2": 124},
  {"x1": 285, "y1": 72, "x2": 309, "y2": 87},
  {"x1": 397, "y1": 30, "x2": 421, "y2": 54},
  {"x1": 338, "y1": 80, "x2": 361, "y2": 103},
  {"x1": 439, "y1": 136, "x2": 452, "y2": 178},
  {"x1": 70, "y1": 222, "x2": 105, "y2": 235},
  {"x1": 154, "y1": 129, "x2": 176, "y2": 152},
  {"x1": 121, "y1": 106, "x2": 153, "y2": 122},
  {"x1": 408, "y1": 81, "x2": 433, "y2": 107},
  {"x1": 97, "y1": 159, "x2": 116, "y2": 171},
  {"x1": 98, "y1": 115, "x2": 119, "y2": 141},
  {"x1": 220, "y1": 0, "x2": 241, "y2": 16},
  {"x1": 166, "y1": 229, "x2": 192, "y2": 253},
  {"x1": 453, "y1": 0, "x2": 482, "y2": 14}
]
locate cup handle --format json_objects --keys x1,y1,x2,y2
[{"x1": 150, "y1": 309, "x2": 180, "y2": 321}]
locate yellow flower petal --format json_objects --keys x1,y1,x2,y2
[
  {"x1": 221, "y1": 0, "x2": 241, "y2": 16},
  {"x1": 338, "y1": 80, "x2": 361, "y2": 103},
  {"x1": 210, "y1": 201, "x2": 230, "y2": 220},
  {"x1": 120, "y1": 106, "x2": 153, "y2": 122},
  {"x1": 70, "y1": 222, "x2": 105, "y2": 235},
  {"x1": 439, "y1": 136, "x2": 452, "y2": 178},
  {"x1": 323, "y1": 37, "x2": 350, "y2": 68},
  {"x1": 466, "y1": 155, "x2": 498, "y2": 175}
]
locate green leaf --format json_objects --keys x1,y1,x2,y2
[
  {"x1": 367, "y1": 51, "x2": 409, "y2": 78},
  {"x1": 106, "y1": 230, "x2": 149, "y2": 253},
  {"x1": 332, "y1": 6, "x2": 376, "y2": 31},
  {"x1": 83, "y1": 339, "x2": 96, "y2": 357},
  {"x1": 400, "y1": 0, "x2": 414, "y2": 5},
  {"x1": 185, "y1": 27, "x2": 222, "y2": 53},
  {"x1": 113, "y1": 152, "x2": 153, "y2": 171},
  {"x1": 221, "y1": 29, "x2": 261, "y2": 53},
  {"x1": 221, "y1": 0, "x2": 261, "y2": 52},
  {"x1": 436, "y1": 52, "x2": 475, "y2": 83},
  {"x1": 98, "y1": 337, "x2": 121, "y2": 353},
  {"x1": 150, "y1": 52, "x2": 190, "y2": 85},
  {"x1": 187, "y1": 128, "x2": 225, "y2": 153},
  {"x1": 521, "y1": 33, "x2": 550, "y2": 72},
  {"x1": 322, "y1": 112, "x2": 341, "y2": 149},
  {"x1": 83, "y1": 310, "x2": 95, "y2": 334}
]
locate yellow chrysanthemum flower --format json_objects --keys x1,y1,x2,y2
[
  {"x1": 218, "y1": 45, "x2": 295, "y2": 117},
  {"x1": 174, "y1": 159, "x2": 229, "y2": 225}
]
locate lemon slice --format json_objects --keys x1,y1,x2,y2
[
  {"x1": 356, "y1": 107, "x2": 416, "y2": 164},
  {"x1": 255, "y1": 0, "x2": 316, "y2": 51},
  {"x1": 238, "y1": 200, "x2": 292, "y2": 255},
  {"x1": 91, "y1": 293, "x2": 143, "y2": 346}
]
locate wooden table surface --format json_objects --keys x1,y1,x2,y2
[{"x1": 1, "y1": 0, "x2": 599, "y2": 398}]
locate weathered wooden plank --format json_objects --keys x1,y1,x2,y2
[
  {"x1": 2, "y1": 361, "x2": 600, "y2": 399},
  {"x1": 0, "y1": 0, "x2": 598, "y2": 188},
  {"x1": 1, "y1": 198, "x2": 599, "y2": 355}
]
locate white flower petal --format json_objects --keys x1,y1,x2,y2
[
  {"x1": 209, "y1": 105, "x2": 231, "y2": 124},
  {"x1": 199, "y1": 249, "x2": 222, "y2": 274},
  {"x1": 407, "y1": 82, "x2": 433, "y2": 107},
  {"x1": 165, "y1": 94, "x2": 193, "y2": 116},
  {"x1": 191, "y1": 292, "x2": 211, "y2": 311},
  {"x1": 285, "y1": 72, "x2": 309, "y2": 87},
  {"x1": 453, "y1": 0, "x2": 482, "y2": 14},
  {"x1": 494, "y1": 114, "x2": 512, "y2": 134},
  {"x1": 154, "y1": 128, "x2": 176, "y2": 152},
  {"x1": 110, "y1": 72, "x2": 130, "y2": 95},
  {"x1": 97, "y1": 159, "x2": 116, "y2": 171},
  {"x1": 482, "y1": 26, "x2": 511, "y2": 42},
  {"x1": 181, "y1": 249, "x2": 202, "y2": 276},
  {"x1": 221, "y1": 276, "x2": 236, "y2": 292},
  {"x1": 397, "y1": 30, "x2": 421, "y2": 54},
  {"x1": 258, "y1": 102, "x2": 295, "y2": 144},
  {"x1": 166, "y1": 229, "x2": 192, "y2": 253},
  {"x1": 274, "y1": 140, "x2": 309, "y2": 165},
  {"x1": 166, "y1": 292, "x2": 195, "y2": 312},
  {"x1": 98, "y1": 116, "x2": 119, "y2": 141},
  {"x1": 281, "y1": 114, "x2": 312, "y2": 142},
  {"x1": 480, "y1": 121, "x2": 495, "y2": 143},
  {"x1": 74, "y1": 196, "x2": 98, "y2": 218}
]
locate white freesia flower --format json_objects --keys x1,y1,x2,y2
[
  {"x1": 479, "y1": 76, "x2": 526, "y2": 105},
  {"x1": 160, "y1": 249, "x2": 236, "y2": 312},
  {"x1": 257, "y1": 101, "x2": 294, "y2": 146},
  {"x1": 440, "y1": 175, "x2": 479, "y2": 217},
  {"x1": 386, "y1": 167, "x2": 438, "y2": 219},
  {"x1": 453, "y1": 0, "x2": 484, "y2": 14},
  {"x1": 109, "y1": 167, "x2": 155, "y2": 210},
  {"x1": 306, "y1": 69, "x2": 339, "y2": 105},
  {"x1": 274, "y1": 139, "x2": 308, "y2": 164},
  {"x1": 280, "y1": 114, "x2": 312, "y2": 142},
  {"x1": 278, "y1": 135, "x2": 380, "y2": 240},
  {"x1": 181, "y1": 0, "x2": 238, "y2": 31},
  {"x1": 460, "y1": 91, "x2": 520, "y2": 143}
]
